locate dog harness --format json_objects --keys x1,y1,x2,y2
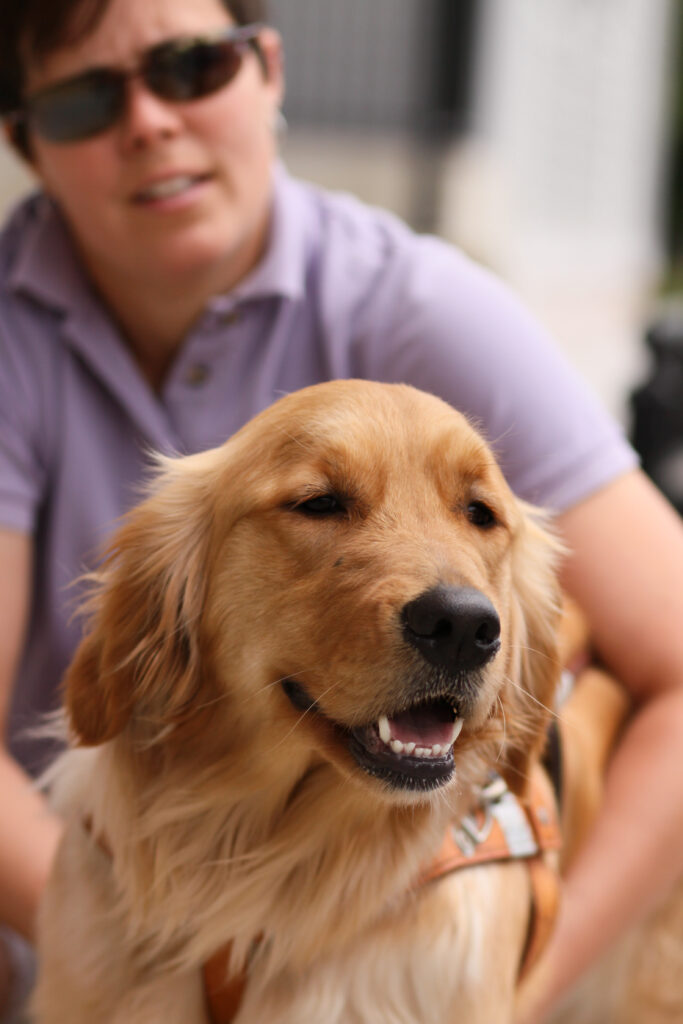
[
  {"x1": 417, "y1": 764, "x2": 562, "y2": 980},
  {"x1": 201, "y1": 765, "x2": 562, "y2": 1023}
]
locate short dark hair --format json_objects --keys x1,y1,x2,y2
[{"x1": 0, "y1": 0, "x2": 268, "y2": 116}]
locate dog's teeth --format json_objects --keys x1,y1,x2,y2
[
  {"x1": 377, "y1": 718, "x2": 462, "y2": 759},
  {"x1": 378, "y1": 715, "x2": 391, "y2": 744},
  {"x1": 406, "y1": 742, "x2": 449, "y2": 759}
]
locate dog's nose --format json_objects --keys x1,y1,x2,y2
[{"x1": 402, "y1": 586, "x2": 501, "y2": 671}]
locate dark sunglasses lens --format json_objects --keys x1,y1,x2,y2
[
  {"x1": 145, "y1": 39, "x2": 244, "y2": 101},
  {"x1": 29, "y1": 70, "x2": 124, "y2": 142}
]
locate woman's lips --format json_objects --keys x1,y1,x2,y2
[{"x1": 132, "y1": 173, "x2": 212, "y2": 206}]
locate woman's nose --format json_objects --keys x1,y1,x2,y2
[{"x1": 118, "y1": 75, "x2": 184, "y2": 150}]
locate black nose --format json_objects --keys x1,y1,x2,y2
[{"x1": 402, "y1": 586, "x2": 501, "y2": 671}]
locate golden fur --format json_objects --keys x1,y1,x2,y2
[{"x1": 32, "y1": 381, "x2": 564, "y2": 1024}]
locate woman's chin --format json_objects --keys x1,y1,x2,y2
[{"x1": 135, "y1": 232, "x2": 261, "y2": 292}]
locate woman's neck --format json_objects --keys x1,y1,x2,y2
[
  {"x1": 86, "y1": 268, "x2": 215, "y2": 390},
  {"x1": 77, "y1": 216, "x2": 269, "y2": 392},
  {"x1": 113, "y1": 293, "x2": 202, "y2": 391}
]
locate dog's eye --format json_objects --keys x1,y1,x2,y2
[
  {"x1": 295, "y1": 494, "x2": 346, "y2": 517},
  {"x1": 467, "y1": 501, "x2": 497, "y2": 529}
]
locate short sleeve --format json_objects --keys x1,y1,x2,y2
[{"x1": 0, "y1": 321, "x2": 49, "y2": 533}]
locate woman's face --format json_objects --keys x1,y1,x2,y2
[{"x1": 24, "y1": 0, "x2": 283, "y2": 292}]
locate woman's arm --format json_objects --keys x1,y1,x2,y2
[
  {"x1": 0, "y1": 529, "x2": 62, "y2": 943},
  {"x1": 517, "y1": 469, "x2": 683, "y2": 1021}
]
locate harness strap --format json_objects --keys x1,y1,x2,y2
[
  {"x1": 522, "y1": 856, "x2": 562, "y2": 980},
  {"x1": 203, "y1": 947, "x2": 247, "y2": 1024},
  {"x1": 420, "y1": 768, "x2": 560, "y2": 878},
  {"x1": 418, "y1": 765, "x2": 562, "y2": 980},
  {"x1": 517, "y1": 768, "x2": 563, "y2": 979}
]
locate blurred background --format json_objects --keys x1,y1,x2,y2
[{"x1": 1, "y1": 0, "x2": 681, "y2": 509}]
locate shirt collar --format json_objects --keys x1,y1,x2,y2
[
  {"x1": 7, "y1": 192, "x2": 99, "y2": 317},
  {"x1": 8, "y1": 161, "x2": 308, "y2": 318},
  {"x1": 227, "y1": 162, "x2": 308, "y2": 304}
]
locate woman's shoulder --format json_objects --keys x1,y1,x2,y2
[
  {"x1": 282, "y1": 170, "x2": 473, "y2": 319},
  {"x1": 0, "y1": 190, "x2": 49, "y2": 273},
  {"x1": 0, "y1": 190, "x2": 73, "y2": 323},
  {"x1": 0, "y1": 190, "x2": 90, "y2": 344},
  {"x1": 291, "y1": 172, "x2": 423, "y2": 268},
  {"x1": 288, "y1": 173, "x2": 527, "y2": 333},
  {"x1": 0, "y1": 192, "x2": 70, "y2": 403}
]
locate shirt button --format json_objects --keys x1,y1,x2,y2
[{"x1": 185, "y1": 363, "x2": 211, "y2": 387}]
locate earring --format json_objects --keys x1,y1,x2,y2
[{"x1": 273, "y1": 109, "x2": 288, "y2": 136}]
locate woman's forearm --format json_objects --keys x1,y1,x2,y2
[
  {"x1": 0, "y1": 750, "x2": 62, "y2": 941},
  {"x1": 517, "y1": 685, "x2": 683, "y2": 1022}
]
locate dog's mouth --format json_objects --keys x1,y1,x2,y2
[
  {"x1": 282, "y1": 680, "x2": 463, "y2": 792},
  {"x1": 349, "y1": 699, "x2": 462, "y2": 791}
]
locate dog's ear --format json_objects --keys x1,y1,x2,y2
[
  {"x1": 64, "y1": 453, "x2": 224, "y2": 746},
  {"x1": 500, "y1": 505, "x2": 563, "y2": 797}
]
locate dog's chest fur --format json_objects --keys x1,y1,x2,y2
[
  {"x1": 235, "y1": 864, "x2": 531, "y2": 1024},
  {"x1": 36, "y1": 746, "x2": 532, "y2": 1024}
]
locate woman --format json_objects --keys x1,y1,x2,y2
[{"x1": 1, "y1": 0, "x2": 683, "y2": 1019}]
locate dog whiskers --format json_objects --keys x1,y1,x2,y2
[
  {"x1": 512, "y1": 641, "x2": 558, "y2": 665},
  {"x1": 493, "y1": 694, "x2": 507, "y2": 764},
  {"x1": 502, "y1": 673, "x2": 561, "y2": 722},
  {"x1": 264, "y1": 676, "x2": 347, "y2": 754},
  {"x1": 190, "y1": 676, "x2": 287, "y2": 714},
  {"x1": 191, "y1": 663, "x2": 333, "y2": 714}
]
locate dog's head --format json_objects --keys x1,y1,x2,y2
[{"x1": 65, "y1": 381, "x2": 562, "y2": 803}]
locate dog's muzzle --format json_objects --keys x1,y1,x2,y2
[{"x1": 281, "y1": 586, "x2": 502, "y2": 793}]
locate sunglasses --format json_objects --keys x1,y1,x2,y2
[{"x1": 19, "y1": 24, "x2": 263, "y2": 144}]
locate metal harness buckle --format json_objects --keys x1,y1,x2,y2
[{"x1": 451, "y1": 773, "x2": 539, "y2": 859}]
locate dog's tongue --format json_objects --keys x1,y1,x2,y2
[{"x1": 388, "y1": 702, "x2": 455, "y2": 746}]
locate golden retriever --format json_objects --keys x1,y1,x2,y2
[{"x1": 32, "y1": 380, "x2": 565, "y2": 1024}]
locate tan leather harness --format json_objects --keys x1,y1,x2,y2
[{"x1": 417, "y1": 766, "x2": 562, "y2": 980}]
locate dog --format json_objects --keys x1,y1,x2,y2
[{"x1": 33, "y1": 380, "x2": 568, "y2": 1023}]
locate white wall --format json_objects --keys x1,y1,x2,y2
[
  {"x1": 0, "y1": 143, "x2": 32, "y2": 220},
  {"x1": 437, "y1": 0, "x2": 676, "y2": 420}
]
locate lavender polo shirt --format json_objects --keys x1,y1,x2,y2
[{"x1": 0, "y1": 165, "x2": 637, "y2": 773}]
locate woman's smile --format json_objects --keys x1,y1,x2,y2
[{"x1": 131, "y1": 170, "x2": 214, "y2": 208}]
